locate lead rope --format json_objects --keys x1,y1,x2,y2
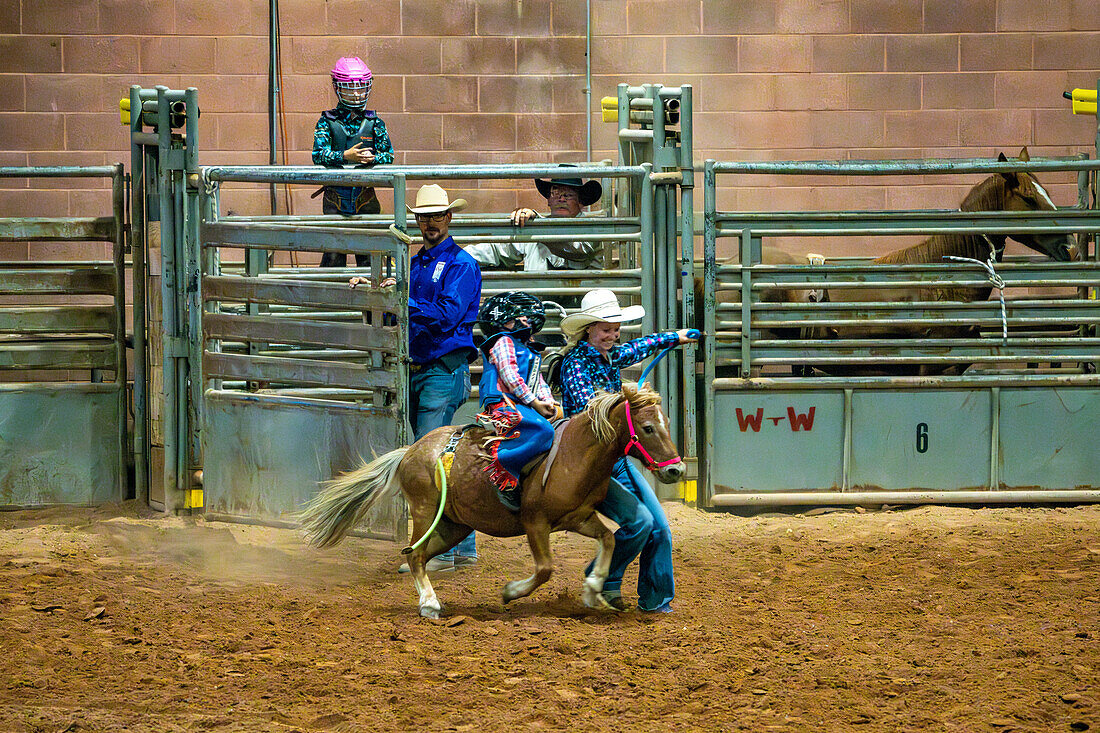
[{"x1": 943, "y1": 235, "x2": 1008, "y2": 344}]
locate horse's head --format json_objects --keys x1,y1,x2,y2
[
  {"x1": 993, "y1": 147, "x2": 1078, "y2": 262},
  {"x1": 587, "y1": 383, "x2": 685, "y2": 484}
]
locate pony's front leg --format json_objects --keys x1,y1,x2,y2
[
  {"x1": 502, "y1": 516, "x2": 553, "y2": 604},
  {"x1": 569, "y1": 512, "x2": 615, "y2": 610}
]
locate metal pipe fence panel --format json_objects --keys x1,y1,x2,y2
[
  {"x1": 0, "y1": 166, "x2": 128, "y2": 506},
  {"x1": 701, "y1": 156, "x2": 1100, "y2": 507}
]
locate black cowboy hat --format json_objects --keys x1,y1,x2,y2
[{"x1": 534, "y1": 164, "x2": 603, "y2": 207}]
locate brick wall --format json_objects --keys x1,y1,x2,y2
[{"x1": 1, "y1": 0, "x2": 1099, "y2": 257}]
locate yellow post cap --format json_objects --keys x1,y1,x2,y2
[
  {"x1": 1067, "y1": 88, "x2": 1097, "y2": 116},
  {"x1": 119, "y1": 97, "x2": 130, "y2": 125},
  {"x1": 600, "y1": 96, "x2": 618, "y2": 123}
]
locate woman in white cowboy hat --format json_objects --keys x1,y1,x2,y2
[{"x1": 556, "y1": 289, "x2": 697, "y2": 613}]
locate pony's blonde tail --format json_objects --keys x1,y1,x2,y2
[{"x1": 298, "y1": 447, "x2": 409, "y2": 548}]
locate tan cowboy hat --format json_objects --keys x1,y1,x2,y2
[
  {"x1": 406, "y1": 184, "x2": 468, "y2": 214},
  {"x1": 560, "y1": 289, "x2": 646, "y2": 338}
]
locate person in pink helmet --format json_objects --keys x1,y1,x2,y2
[{"x1": 312, "y1": 56, "x2": 394, "y2": 267}]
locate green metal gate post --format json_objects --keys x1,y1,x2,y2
[{"x1": 129, "y1": 84, "x2": 200, "y2": 514}]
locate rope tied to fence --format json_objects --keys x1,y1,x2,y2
[{"x1": 942, "y1": 235, "x2": 1007, "y2": 343}]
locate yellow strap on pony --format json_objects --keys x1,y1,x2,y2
[
  {"x1": 437, "y1": 451, "x2": 456, "y2": 488},
  {"x1": 400, "y1": 428, "x2": 467, "y2": 556}
]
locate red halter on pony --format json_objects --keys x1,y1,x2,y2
[{"x1": 623, "y1": 401, "x2": 682, "y2": 470}]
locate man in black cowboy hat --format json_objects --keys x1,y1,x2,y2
[{"x1": 466, "y1": 164, "x2": 605, "y2": 272}]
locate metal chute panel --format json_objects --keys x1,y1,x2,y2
[
  {"x1": 849, "y1": 390, "x2": 993, "y2": 491},
  {"x1": 710, "y1": 390, "x2": 844, "y2": 493},
  {"x1": 202, "y1": 392, "x2": 402, "y2": 536},
  {"x1": 0, "y1": 165, "x2": 129, "y2": 507},
  {"x1": 999, "y1": 388, "x2": 1100, "y2": 489},
  {"x1": 0, "y1": 386, "x2": 122, "y2": 505},
  {"x1": 198, "y1": 215, "x2": 409, "y2": 540}
]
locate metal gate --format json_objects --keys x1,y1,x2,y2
[
  {"x1": 197, "y1": 169, "x2": 410, "y2": 539},
  {"x1": 0, "y1": 165, "x2": 130, "y2": 505},
  {"x1": 699, "y1": 155, "x2": 1100, "y2": 506}
]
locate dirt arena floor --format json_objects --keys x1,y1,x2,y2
[{"x1": 1, "y1": 499, "x2": 1098, "y2": 732}]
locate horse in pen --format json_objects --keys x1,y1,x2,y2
[
  {"x1": 708, "y1": 148, "x2": 1081, "y2": 377},
  {"x1": 299, "y1": 384, "x2": 684, "y2": 618}
]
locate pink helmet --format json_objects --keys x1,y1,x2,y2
[{"x1": 331, "y1": 57, "x2": 372, "y2": 109}]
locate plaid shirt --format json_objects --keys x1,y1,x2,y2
[
  {"x1": 487, "y1": 335, "x2": 552, "y2": 406},
  {"x1": 559, "y1": 332, "x2": 680, "y2": 417}
]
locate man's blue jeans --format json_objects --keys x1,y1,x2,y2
[
  {"x1": 409, "y1": 361, "x2": 476, "y2": 558},
  {"x1": 586, "y1": 457, "x2": 674, "y2": 611}
]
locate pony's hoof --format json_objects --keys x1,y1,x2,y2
[
  {"x1": 419, "y1": 605, "x2": 442, "y2": 619},
  {"x1": 582, "y1": 587, "x2": 613, "y2": 610},
  {"x1": 502, "y1": 580, "x2": 524, "y2": 604}
]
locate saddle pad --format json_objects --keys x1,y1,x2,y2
[{"x1": 541, "y1": 418, "x2": 572, "y2": 486}]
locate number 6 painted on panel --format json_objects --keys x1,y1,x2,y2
[{"x1": 916, "y1": 423, "x2": 929, "y2": 454}]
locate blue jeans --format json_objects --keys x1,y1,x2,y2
[
  {"x1": 409, "y1": 361, "x2": 477, "y2": 559},
  {"x1": 490, "y1": 402, "x2": 555, "y2": 482},
  {"x1": 586, "y1": 457, "x2": 674, "y2": 611}
]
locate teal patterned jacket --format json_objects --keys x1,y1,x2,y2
[{"x1": 311, "y1": 104, "x2": 394, "y2": 167}]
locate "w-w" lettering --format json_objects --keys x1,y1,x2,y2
[
  {"x1": 787, "y1": 406, "x2": 815, "y2": 431},
  {"x1": 736, "y1": 408, "x2": 764, "y2": 432}
]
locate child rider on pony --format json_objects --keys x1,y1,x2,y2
[{"x1": 477, "y1": 291, "x2": 562, "y2": 512}]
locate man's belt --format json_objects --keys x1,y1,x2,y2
[{"x1": 410, "y1": 349, "x2": 469, "y2": 373}]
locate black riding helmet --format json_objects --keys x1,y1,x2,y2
[{"x1": 477, "y1": 291, "x2": 546, "y2": 349}]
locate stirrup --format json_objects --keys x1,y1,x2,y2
[{"x1": 497, "y1": 488, "x2": 521, "y2": 512}]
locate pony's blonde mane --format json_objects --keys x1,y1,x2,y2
[{"x1": 584, "y1": 382, "x2": 662, "y2": 444}]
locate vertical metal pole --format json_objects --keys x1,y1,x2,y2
[
  {"x1": 739, "y1": 230, "x2": 755, "y2": 378},
  {"x1": 664, "y1": 184, "x2": 680, "y2": 444},
  {"x1": 651, "y1": 84, "x2": 665, "y2": 167},
  {"x1": 989, "y1": 387, "x2": 1000, "y2": 490},
  {"x1": 111, "y1": 164, "x2": 128, "y2": 501},
  {"x1": 617, "y1": 84, "x2": 630, "y2": 168},
  {"x1": 155, "y1": 86, "x2": 181, "y2": 513},
  {"x1": 639, "y1": 164, "x2": 655, "y2": 339},
  {"x1": 653, "y1": 183, "x2": 667, "y2": 387},
  {"x1": 679, "y1": 87, "x2": 697, "y2": 477},
  {"x1": 393, "y1": 173, "x2": 410, "y2": 545},
  {"x1": 268, "y1": 0, "x2": 279, "y2": 214},
  {"x1": 701, "y1": 160, "x2": 717, "y2": 507},
  {"x1": 842, "y1": 388, "x2": 853, "y2": 490},
  {"x1": 391, "y1": 172, "x2": 411, "y2": 446},
  {"x1": 616, "y1": 84, "x2": 633, "y2": 269},
  {"x1": 584, "y1": 0, "x2": 592, "y2": 162},
  {"x1": 173, "y1": 163, "x2": 189, "y2": 508},
  {"x1": 184, "y1": 88, "x2": 204, "y2": 471},
  {"x1": 129, "y1": 85, "x2": 149, "y2": 506}
]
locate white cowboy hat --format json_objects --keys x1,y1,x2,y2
[
  {"x1": 560, "y1": 289, "x2": 646, "y2": 338},
  {"x1": 406, "y1": 184, "x2": 468, "y2": 214}
]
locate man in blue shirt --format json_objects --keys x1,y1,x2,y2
[
  {"x1": 404, "y1": 184, "x2": 481, "y2": 440},
  {"x1": 359, "y1": 184, "x2": 481, "y2": 570}
]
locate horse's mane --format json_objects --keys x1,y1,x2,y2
[
  {"x1": 874, "y1": 174, "x2": 1007, "y2": 265},
  {"x1": 960, "y1": 173, "x2": 1011, "y2": 213},
  {"x1": 585, "y1": 382, "x2": 662, "y2": 444}
]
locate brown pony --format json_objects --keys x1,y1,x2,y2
[{"x1": 298, "y1": 384, "x2": 684, "y2": 618}]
